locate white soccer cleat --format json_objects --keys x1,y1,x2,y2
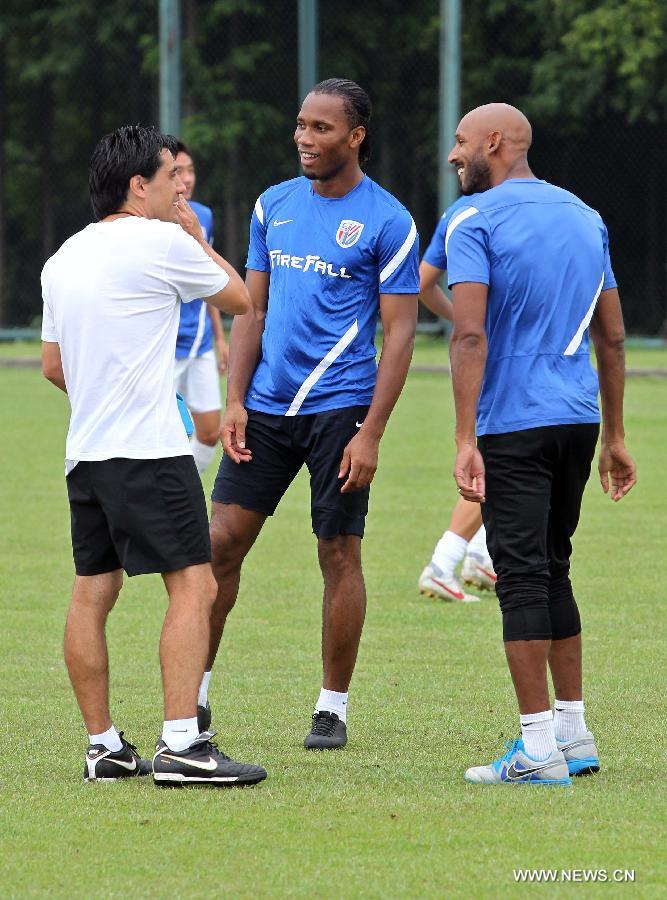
[
  {"x1": 418, "y1": 563, "x2": 480, "y2": 603},
  {"x1": 461, "y1": 553, "x2": 497, "y2": 591}
]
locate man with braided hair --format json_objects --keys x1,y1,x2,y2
[{"x1": 202, "y1": 79, "x2": 420, "y2": 750}]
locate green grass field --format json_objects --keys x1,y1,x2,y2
[
  {"x1": 2, "y1": 333, "x2": 667, "y2": 370},
  {"x1": 1, "y1": 347, "x2": 666, "y2": 898}
]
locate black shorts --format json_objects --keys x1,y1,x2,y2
[
  {"x1": 212, "y1": 406, "x2": 370, "y2": 538},
  {"x1": 66, "y1": 457, "x2": 211, "y2": 577},
  {"x1": 478, "y1": 423, "x2": 599, "y2": 581}
]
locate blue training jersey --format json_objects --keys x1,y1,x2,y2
[
  {"x1": 422, "y1": 194, "x2": 482, "y2": 271},
  {"x1": 245, "y1": 175, "x2": 419, "y2": 415},
  {"x1": 446, "y1": 178, "x2": 617, "y2": 436},
  {"x1": 175, "y1": 200, "x2": 215, "y2": 358}
]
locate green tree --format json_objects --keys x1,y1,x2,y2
[{"x1": 529, "y1": 0, "x2": 667, "y2": 127}]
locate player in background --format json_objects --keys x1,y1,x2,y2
[
  {"x1": 417, "y1": 197, "x2": 496, "y2": 604},
  {"x1": 41, "y1": 125, "x2": 266, "y2": 787},
  {"x1": 173, "y1": 140, "x2": 228, "y2": 476},
  {"x1": 200, "y1": 78, "x2": 419, "y2": 750},
  {"x1": 445, "y1": 104, "x2": 636, "y2": 785}
]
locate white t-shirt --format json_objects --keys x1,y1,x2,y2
[{"x1": 41, "y1": 217, "x2": 229, "y2": 464}]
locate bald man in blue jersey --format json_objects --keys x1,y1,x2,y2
[
  {"x1": 203, "y1": 79, "x2": 419, "y2": 750},
  {"x1": 446, "y1": 103, "x2": 636, "y2": 785}
]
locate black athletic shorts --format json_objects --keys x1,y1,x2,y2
[
  {"x1": 66, "y1": 457, "x2": 211, "y2": 577},
  {"x1": 212, "y1": 406, "x2": 370, "y2": 538},
  {"x1": 478, "y1": 423, "x2": 599, "y2": 581}
]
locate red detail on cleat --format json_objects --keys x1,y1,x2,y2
[
  {"x1": 477, "y1": 565, "x2": 497, "y2": 582},
  {"x1": 430, "y1": 577, "x2": 465, "y2": 600}
]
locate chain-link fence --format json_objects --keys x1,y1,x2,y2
[{"x1": 1, "y1": 0, "x2": 665, "y2": 334}]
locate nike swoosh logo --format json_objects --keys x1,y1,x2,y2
[
  {"x1": 273, "y1": 219, "x2": 293, "y2": 226},
  {"x1": 558, "y1": 738, "x2": 592, "y2": 752},
  {"x1": 505, "y1": 760, "x2": 555, "y2": 780},
  {"x1": 160, "y1": 754, "x2": 218, "y2": 771},
  {"x1": 477, "y1": 565, "x2": 497, "y2": 581},
  {"x1": 431, "y1": 576, "x2": 465, "y2": 600},
  {"x1": 355, "y1": 421, "x2": 364, "y2": 428},
  {"x1": 108, "y1": 757, "x2": 137, "y2": 771}
]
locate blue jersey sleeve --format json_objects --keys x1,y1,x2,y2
[
  {"x1": 446, "y1": 209, "x2": 491, "y2": 288},
  {"x1": 602, "y1": 224, "x2": 617, "y2": 291},
  {"x1": 191, "y1": 201, "x2": 214, "y2": 245},
  {"x1": 246, "y1": 194, "x2": 270, "y2": 272},
  {"x1": 422, "y1": 213, "x2": 449, "y2": 271},
  {"x1": 377, "y1": 209, "x2": 420, "y2": 294}
]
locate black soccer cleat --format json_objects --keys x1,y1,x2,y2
[
  {"x1": 304, "y1": 711, "x2": 348, "y2": 750},
  {"x1": 84, "y1": 733, "x2": 152, "y2": 782},
  {"x1": 197, "y1": 703, "x2": 212, "y2": 733},
  {"x1": 152, "y1": 731, "x2": 267, "y2": 787}
]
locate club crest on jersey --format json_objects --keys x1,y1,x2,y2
[{"x1": 336, "y1": 220, "x2": 364, "y2": 248}]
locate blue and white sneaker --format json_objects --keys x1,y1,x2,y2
[
  {"x1": 464, "y1": 738, "x2": 572, "y2": 786},
  {"x1": 556, "y1": 731, "x2": 600, "y2": 776}
]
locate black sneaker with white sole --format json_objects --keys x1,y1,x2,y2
[
  {"x1": 304, "y1": 711, "x2": 348, "y2": 750},
  {"x1": 197, "y1": 702, "x2": 212, "y2": 733},
  {"x1": 153, "y1": 731, "x2": 267, "y2": 787},
  {"x1": 84, "y1": 733, "x2": 152, "y2": 782}
]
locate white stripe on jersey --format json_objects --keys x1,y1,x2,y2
[
  {"x1": 563, "y1": 273, "x2": 605, "y2": 356},
  {"x1": 188, "y1": 302, "x2": 208, "y2": 358},
  {"x1": 285, "y1": 320, "x2": 359, "y2": 417},
  {"x1": 379, "y1": 219, "x2": 417, "y2": 285},
  {"x1": 445, "y1": 206, "x2": 479, "y2": 256},
  {"x1": 254, "y1": 197, "x2": 264, "y2": 226}
]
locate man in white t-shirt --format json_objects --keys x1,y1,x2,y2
[{"x1": 41, "y1": 124, "x2": 267, "y2": 787}]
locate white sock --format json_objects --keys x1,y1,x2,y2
[
  {"x1": 520, "y1": 710, "x2": 558, "y2": 760},
  {"x1": 466, "y1": 525, "x2": 489, "y2": 561},
  {"x1": 554, "y1": 699, "x2": 587, "y2": 741},
  {"x1": 198, "y1": 670, "x2": 212, "y2": 707},
  {"x1": 315, "y1": 688, "x2": 348, "y2": 724},
  {"x1": 162, "y1": 717, "x2": 200, "y2": 752},
  {"x1": 431, "y1": 530, "x2": 468, "y2": 578},
  {"x1": 88, "y1": 724, "x2": 123, "y2": 752},
  {"x1": 190, "y1": 437, "x2": 217, "y2": 475}
]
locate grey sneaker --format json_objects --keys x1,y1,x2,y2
[
  {"x1": 304, "y1": 711, "x2": 347, "y2": 750},
  {"x1": 464, "y1": 738, "x2": 571, "y2": 785},
  {"x1": 556, "y1": 730, "x2": 600, "y2": 776}
]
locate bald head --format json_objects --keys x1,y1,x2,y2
[
  {"x1": 449, "y1": 103, "x2": 534, "y2": 195},
  {"x1": 460, "y1": 103, "x2": 532, "y2": 153}
]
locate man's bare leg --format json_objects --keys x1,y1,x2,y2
[
  {"x1": 190, "y1": 410, "x2": 222, "y2": 475},
  {"x1": 450, "y1": 496, "x2": 483, "y2": 541},
  {"x1": 160, "y1": 563, "x2": 217, "y2": 721},
  {"x1": 304, "y1": 535, "x2": 365, "y2": 749},
  {"x1": 208, "y1": 502, "x2": 266, "y2": 670},
  {"x1": 154, "y1": 561, "x2": 268, "y2": 783},
  {"x1": 318, "y1": 535, "x2": 366, "y2": 691},
  {"x1": 548, "y1": 632, "x2": 592, "y2": 759},
  {"x1": 504, "y1": 640, "x2": 552, "y2": 714},
  {"x1": 548, "y1": 633, "x2": 582, "y2": 701},
  {"x1": 192, "y1": 410, "x2": 221, "y2": 448},
  {"x1": 64, "y1": 570, "x2": 123, "y2": 734}
]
